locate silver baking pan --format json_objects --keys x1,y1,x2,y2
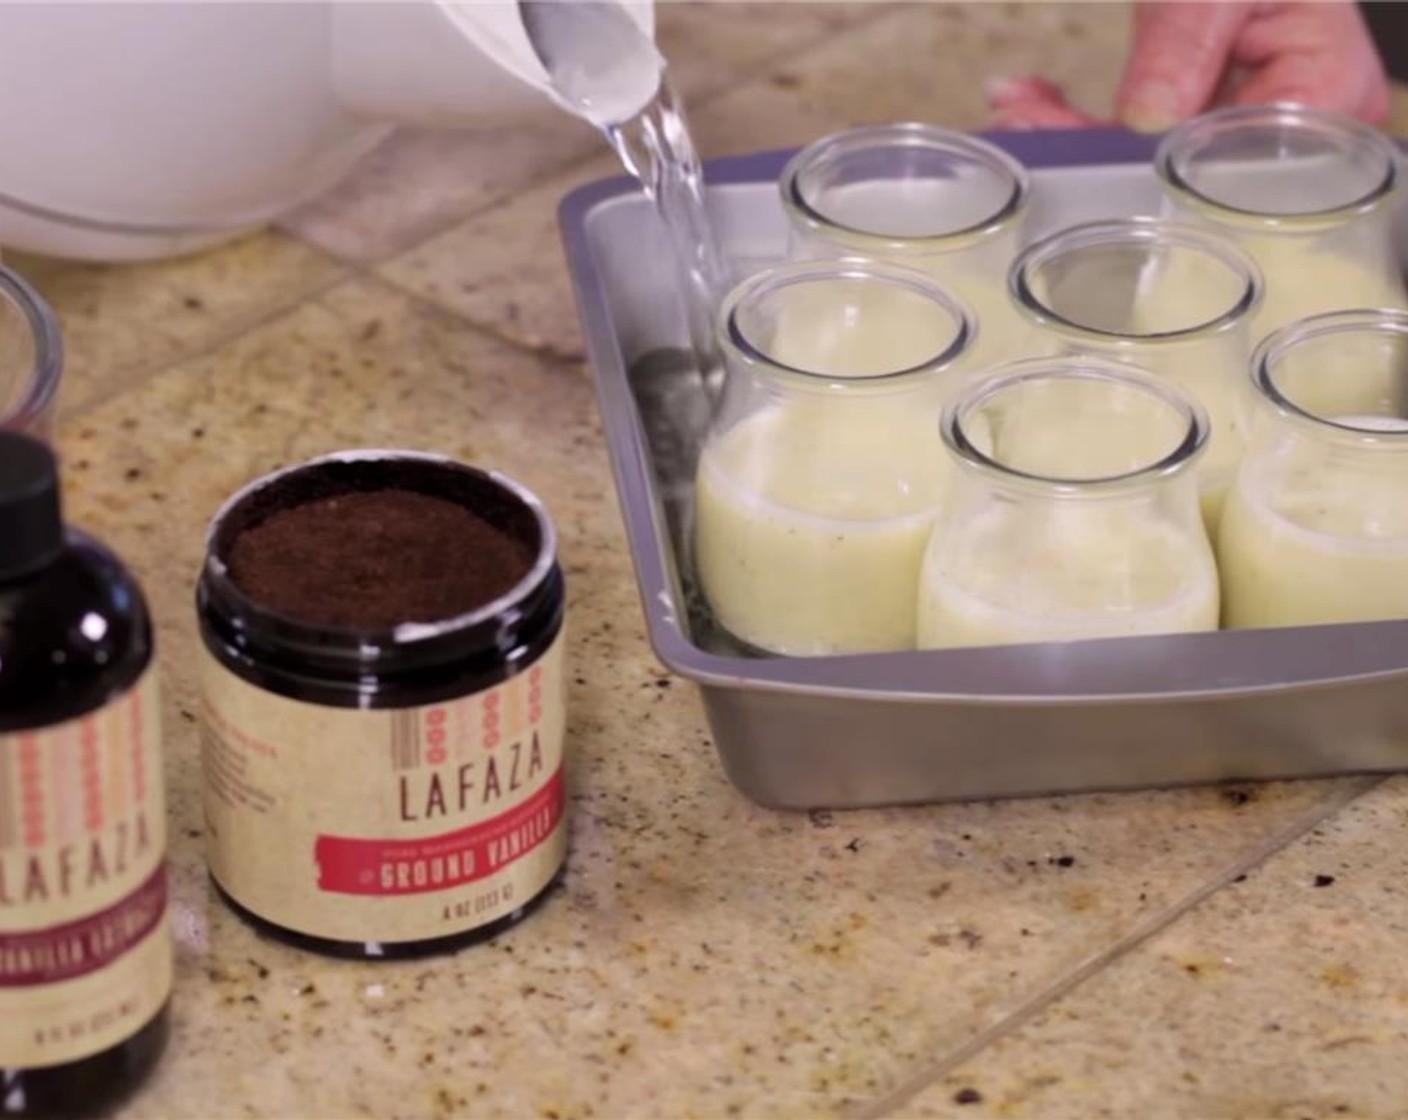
[{"x1": 559, "y1": 129, "x2": 1408, "y2": 809}]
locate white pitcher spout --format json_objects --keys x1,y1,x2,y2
[{"x1": 331, "y1": 0, "x2": 656, "y2": 128}]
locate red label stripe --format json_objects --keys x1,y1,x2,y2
[
  {"x1": 81, "y1": 719, "x2": 102, "y2": 832},
  {"x1": 0, "y1": 864, "x2": 167, "y2": 988},
  {"x1": 314, "y1": 769, "x2": 564, "y2": 897},
  {"x1": 130, "y1": 684, "x2": 146, "y2": 803},
  {"x1": 18, "y1": 737, "x2": 43, "y2": 848}
]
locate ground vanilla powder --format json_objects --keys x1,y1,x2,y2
[{"x1": 226, "y1": 488, "x2": 533, "y2": 629}]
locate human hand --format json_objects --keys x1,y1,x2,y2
[{"x1": 987, "y1": 1, "x2": 1390, "y2": 131}]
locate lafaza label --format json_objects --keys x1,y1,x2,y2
[
  {"x1": 0, "y1": 670, "x2": 171, "y2": 1069},
  {"x1": 200, "y1": 632, "x2": 567, "y2": 943}
]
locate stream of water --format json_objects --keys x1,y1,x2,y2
[{"x1": 605, "y1": 77, "x2": 731, "y2": 384}]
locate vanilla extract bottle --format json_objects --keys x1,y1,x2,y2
[{"x1": 0, "y1": 433, "x2": 171, "y2": 1118}]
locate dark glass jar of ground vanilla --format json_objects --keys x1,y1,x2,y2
[{"x1": 196, "y1": 450, "x2": 567, "y2": 959}]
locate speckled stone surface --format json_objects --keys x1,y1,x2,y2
[
  {"x1": 0, "y1": 2, "x2": 1399, "y2": 1117},
  {"x1": 901, "y1": 775, "x2": 1408, "y2": 1119},
  {"x1": 11, "y1": 233, "x2": 343, "y2": 415}
]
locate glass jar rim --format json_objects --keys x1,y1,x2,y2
[
  {"x1": 1009, "y1": 216, "x2": 1264, "y2": 342},
  {"x1": 201, "y1": 449, "x2": 560, "y2": 649},
  {"x1": 720, "y1": 258, "x2": 975, "y2": 389},
  {"x1": 779, "y1": 122, "x2": 1030, "y2": 252},
  {"x1": 0, "y1": 264, "x2": 63, "y2": 434},
  {"x1": 941, "y1": 358, "x2": 1210, "y2": 493},
  {"x1": 1251, "y1": 308, "x2": 1408, "y2": 444},
  {"x1": 1154, "y1": 102, "x2": 1398, "y2": 226}
]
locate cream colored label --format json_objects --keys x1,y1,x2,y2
[
  {"x1": 200, "y1": 632, "x2": 568, "y2": 944},
  {"x1": 0, "y1": 670, "x2": 171, "y2": 1069}
]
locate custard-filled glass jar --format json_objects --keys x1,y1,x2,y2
[
  {"x1": 1009, "y1": 218, "x2": 1262, "y2": 529},
  {"x1": 1220, "y1": 310, "x2": 1408, "y2": 629},
  {"x1": 780, "y1": 122, "x2": 1029, "y2": 371},
  {"x1": 1155, "y1": 104, "x2": 1406, "y2": 343},
  {"x1": 918, "y1": 359, "x2": 1219, "y2": 649},
  {"x1": 694, "y1": 259, "x2": 974, "y2": 656},
  {"x1": 196, "y1": 450, "x2": 567, "y2": 959}
]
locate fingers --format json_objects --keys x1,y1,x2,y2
[
  {"x1": 1115, "y1": 1, "x2": 1253, "y2": 131},
  {"x1": 986, "y1": 76, "x2": 1102, "y2": 130},
  {"x1": 984, "y1": 1, "x2": 1390, "y2": 135},
  {"x1": 1230, "y1": 2, "x2": 1391, "y2": 125},
  {"x1": 1232, "y1": 56, "x2": 1390, "y2": 127}
]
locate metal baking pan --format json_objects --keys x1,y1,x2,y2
[{"x1": 559, "y1": 128, "x2": 1408, "y2": 810}]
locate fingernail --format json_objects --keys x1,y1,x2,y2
[
  {"x1": 984, "y1": 76, "x2": 1031, "y2": 105},
  {"x1": 1119, "y1": 80, "x2": 1183, "y2": 133}
]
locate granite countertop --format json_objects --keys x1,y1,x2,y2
[{"x1": 17, "y1": 3, "x2": 1408, "y2": 1117}]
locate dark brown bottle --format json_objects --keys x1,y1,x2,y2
[{"x1": 0, "y1": 433, "x2": 170, "y2": 1118}]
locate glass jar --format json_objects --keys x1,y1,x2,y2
[
  {"x1": 1219, "y1": 310, "x2": 1408, "y2": 629},
  {"x1": 1009, "y1": 217, "x2": 1263, "y2": 528},
  {"x1": 0, "y1": 265, "x2": 62, "y2": 443},
  {"x1": 694, "y1": 259, "x2": 974, "y2": 656},
  {"x1": 917, "y1": 358, "x2": 1219, "y2": 649},
  {"x1": 1155, "y1": 103, "x2": 1406, "y2": 344},
  {"x1": 780, "y1": 122, "x2": 1029, "y2": 371}
]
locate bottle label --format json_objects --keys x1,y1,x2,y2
[
  {"x1": 200, "y1": 630, "x2": 568, "y2": 944},
  {"x1": 0, "y1": 670, "x2": 171, "y2": 1069}
]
